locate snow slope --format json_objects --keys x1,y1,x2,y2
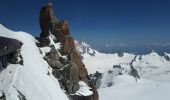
[
  {"x1": 82, "y1": 52, "x2": 135, "y2": 74},
  {"x1": 0, "y1": 24, "x2": 68, "y2": 100},
  {"x1": 99, "y1": 75, "x2": 170, "y2": 100}
]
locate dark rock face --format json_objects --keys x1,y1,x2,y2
[
  {"x1": 0, "y1": 36, "x2": 23, "y2": 69},
  {"x1": 13, "y1": 86, "x2": 27, "y2": 100},
  {"x1": 39, "y1": 3, "x2": 58, "y2": 38},
  {"x1": 0, "y1": 36, "x2": 22, "y2": 56},
  {"x1": 36, "y1": 37, "x2": 50, "y2": 47},
  {"x1": 130, "y1": 55, "x2": 140, "y2": 80},
  {"x1": 37, "y1": 3, "x2": 98, "y2": 100},
  {"x1": 90, "y1": 71, "x2": 103, "y2": 89},
  {"x1": 117, "y1": 51, "x2": 124, "y2": 57},
  {"x1": 0, "y1": 92, "x2": 6, "y2": 100},
  {"x1": 164, "y1": 55, "x2": 170, "y2": 61},
  {"x1": 37, "y1": 3, "x2": 57, "y2": 47},
  {"x1": 45, "y1": 45, "x2": 62, "y2": 69},
  {"x1": 17, "y1": 90, "x2": 27, "y2": 100}
]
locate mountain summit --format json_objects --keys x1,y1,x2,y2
[
  {"x1": 37, "y1": 3, "x2": 98, "y2": 100},
  {"x1": 0, "y1": 3, "x2": 98, "y2": 100}
]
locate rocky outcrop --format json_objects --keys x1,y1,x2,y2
[
  {"x1": 0, "y1": 36, "x2": 22, "y2": 56},
  {"x1": 164, "y1": 54, "x2": 170, "y2": 61},
  {"x1": 45, "y1": 45, "x2": 62, "y2": 69},
  {"x1": 37, "y1": 3, "x2": 98, "y2": 100},
  {"x1": 117, "y1": 51, "x2": 124, "y2": 57},
  {"x1": 90, "y1": 71, "x2": 103, "y2": 89},
  {"x1": 0, "y1": 92, "x2": 6, "y2": 100},
  {"x1": 39, "y1": 3, "x2": 58, "y2": 38},
  {"x1": 0, "y1": 36, "x2": 23, "y2": 68},
  {"x1": 130, "y1": 55, "x2": 140, "y2": 80}
]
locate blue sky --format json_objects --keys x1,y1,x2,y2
[{"x1": 0, "y1": 0, "x2": 170, "y2": 49}]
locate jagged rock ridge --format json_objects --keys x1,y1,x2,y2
[{"x1": 36, "y1": 3, "x2": 98, "y2": 100}]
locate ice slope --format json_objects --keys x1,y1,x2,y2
[{"x1": 0, "y1": 24, "x2": 68, "y2": 100}]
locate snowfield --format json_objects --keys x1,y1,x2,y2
[
  {"x1": 133, "y1": 52, "x2": 170, "y2": 82},
  {"x1": 99, "y1": 75, "x2": 170, "y2": 100},
  {"x1": 0, "y1": 24, "x2": 69, "y2": 100},
  {"x1": 76, "y1": 41, "x2": 170, "y2": 100},
  {"x1": 82, "y1": 52, "x2": 135, "y2": 74},
  {"x1": 76, "y1": 41, "x2": 135, "y2": 74}
]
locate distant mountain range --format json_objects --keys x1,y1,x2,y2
[{"x1": 96, "y1": 44, "x2": 170, "y2": 55}]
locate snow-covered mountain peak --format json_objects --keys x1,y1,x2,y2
[
  {"x1": 36, "y1": 3, "x2": 98, "y2": 100},
  {"x1": 147, "y1": 51, "x2": 159, "y2": 56},
  {"x1": 75, "y1": 40, "x2": 97, "y2": 57},
  {"x1": 75, "y1": 41, "x2": 91, "y2": 48},
  {"x1": 0, "y1": 3, "x2": 98, "y2": 100}
]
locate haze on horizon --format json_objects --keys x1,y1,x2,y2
[{"x1": 0, "y1": 0, "x2": 170, "y2": 51}]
